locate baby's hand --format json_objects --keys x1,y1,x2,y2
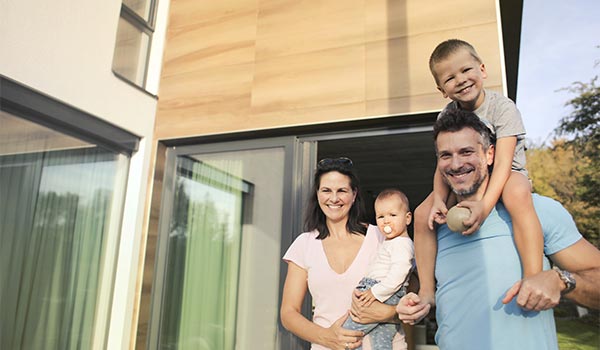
[
  {"x1": 428, "y1": 196, "x2": 448, "y2": 230},
  {"x1": 457, "y1": 200, "x2": 488, "y2": 235},
  {"x1": 357, "y1": 289, "x2": 377, "y2": 307}
]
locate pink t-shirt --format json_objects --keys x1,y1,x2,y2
[{"x1": 283, "y1": 225, "x2": 406, "y2": 350}]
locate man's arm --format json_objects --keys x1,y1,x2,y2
[
  {"x1": 503, "y1": 238, "x2": 600, "y2": 310},
  {"x1": 550, "y1": 238, "x2": 600, "y2": 309}
]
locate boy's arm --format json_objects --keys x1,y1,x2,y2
[
  {"x1": 429, "y1": 169, "x2": 451, "y2": 229},
  {"x1": 460, "y1": 136, "x2": 516, "y2": 234}
]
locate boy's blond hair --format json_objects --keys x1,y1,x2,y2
[{"x1": 429, "y1": 39, "x2": 482, "y2": 84}]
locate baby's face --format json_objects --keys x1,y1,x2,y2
[
  {"x1": 432, "y1": 48, "x2": 487, "y2": 110},
  {"x1": 374, "y1": 195, "x2": 411, "y2": 240}
]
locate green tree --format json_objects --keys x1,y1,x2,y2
[
  {"x1": 527, "y1": 141, "x2": 599, "y2": 248},
  {"x1": 555, "y1": 76, "x2": 600, "y2": 207}
]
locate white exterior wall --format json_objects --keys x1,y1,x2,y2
[{"x1": 0, "y1": 0, "x2": 170, "y2": 349}]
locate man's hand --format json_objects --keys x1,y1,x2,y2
[
  {"x1": 396, "y1": 293, "x2": 432, "y2": 325},
  {"x1": 457, "y1": 200, "x2": 490, "y2": 235},
  {"x1": 428, "y1": 196, "x2": 448, "y2": 230},
  {"x1": 502, "y1": 269, "x2": 563, "y2": 311}
]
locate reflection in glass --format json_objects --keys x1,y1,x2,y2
[
  {"x1": 0, "y1": 112, "x2": 129, "y2": 349},
  {"x1": 156, "y1": 148, "x2": 284, "y2": 349},
  {"x1": 123, "y1": 0, "x2": 153, "y2": 21},
  {"x1": 112, "y1": 16, "x2": 150, "y2": 87}
]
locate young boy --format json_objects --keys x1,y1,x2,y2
[
  {"x1": 343, "y1": 188, "x2": 414, "y2": 350},
  {"x1": 414, "y1": 39, "x2": 544, "y2": 307}
]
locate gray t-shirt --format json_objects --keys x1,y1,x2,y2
[{"x1": 441, "y1": 89, "x2": 527, "y2": 175}]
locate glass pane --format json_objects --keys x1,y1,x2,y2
[
  {"x1": 124, "y1": 0, "x2": 153, "y2": 22},
  {"x1": 157, "y1": 148, "x2": 285, "y2": 350},
  {"x1": 112, "y1": 16, "x2": 150, "y2": 87},
  {"x1": 0, "y1": 111, "x2": 129, "y2": 349}
]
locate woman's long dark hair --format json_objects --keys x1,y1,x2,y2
[{"x1": 304, "y1": 158, "x2": 367, "y2": 239}]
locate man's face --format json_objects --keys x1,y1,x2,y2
[{"x1": 435, "y1": 128, "x2": 494, "y2": 199}]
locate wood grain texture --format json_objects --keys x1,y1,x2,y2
[{"x1": 155, "y1": 0, "x2": 504, "y2": 145}]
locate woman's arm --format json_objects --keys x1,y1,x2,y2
[
  {"x1": 281, "y1": 262, "x2": 364, "y2": 349},
  {"x1": 349, "y1": 289, "x2": 401, "y2": 324}
]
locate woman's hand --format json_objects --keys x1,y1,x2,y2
[
  {"x1": 350, "y1": 289, "x2": 398, "y2": 324},
  {"x1": 320, "y1": 312, "x2": 364, "y2": 350},
  {"x1": 356, "y1": 289, "x2": 377, "y2": 307}
]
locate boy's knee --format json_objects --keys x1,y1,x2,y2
[{"x1": 503, "y1": 174, "x2": 533, "y2": 203}]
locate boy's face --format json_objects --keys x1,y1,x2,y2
[
  {"x1": 375, "y1": 195, "x2": 412, "y2": 240},
  {"x1": 432, "y1": 48, "x2": 487, "y2": 110}
]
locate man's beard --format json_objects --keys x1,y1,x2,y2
[{"x1": 447, "y1": 170, "x2": 487, "y2": 197}]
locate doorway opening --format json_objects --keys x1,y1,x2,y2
[{"x1": 316, "y1": 129, "x2": 436, "y2": 235}]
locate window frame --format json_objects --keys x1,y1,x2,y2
[
  {"x1": 0, "y1": 75, "x2": 139, "y2": 155},
  {"x1": 112, "y1": 0, "x2": 159, "y2": 91}
]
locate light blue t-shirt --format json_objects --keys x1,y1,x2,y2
[{"x1": 434, "y1": 194, "x2": 582, "y2": 350}]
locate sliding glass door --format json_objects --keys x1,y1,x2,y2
[
  {"x1": 0, "y1": 111, "x2": 129, "y2": 349},
  {"x1": 149, "y1": 138, "x2": 296, "y2": 349}
]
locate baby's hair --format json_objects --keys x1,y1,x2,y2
[
  {"x1": 429, "y1": 39, "x2": 482, "y2": 82},
  {"x1": 376, "y1": 188, "x2": 410, "y2": 211}
]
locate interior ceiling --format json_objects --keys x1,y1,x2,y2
[{"x1": 317, "y1": 130, "x2": 436, "y2": 221}]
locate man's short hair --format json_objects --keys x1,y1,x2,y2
[{"x1": 433, "y1": 109, "x2": 494, "y2": 150}]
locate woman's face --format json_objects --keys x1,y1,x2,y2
[{"x1": 317, "y1": 171, "x2": 356, "y2": 224}]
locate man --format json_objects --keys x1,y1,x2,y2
[{"x1": 396, "y1": 109, "x2": 600, "y2": 349}]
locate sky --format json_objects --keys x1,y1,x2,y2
[{"x1": 516, "y1": 0, "x2": 600, "y2": 145}]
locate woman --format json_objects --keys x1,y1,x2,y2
[{"x1": 280, "y1": 157, "x2": 406, "y2": 350}]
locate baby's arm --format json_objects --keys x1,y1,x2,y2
[{"x1": 460, "y1": 136, "x2": 515, "y2": 234}]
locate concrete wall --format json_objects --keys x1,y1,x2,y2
[{"x1": 0, "y1": 0, "x2": 170, "y2": 348}]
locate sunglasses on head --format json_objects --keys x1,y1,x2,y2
[{"x1": 317, "y1": 157, "x2": 353, "y2": 169}]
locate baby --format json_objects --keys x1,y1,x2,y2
[{"x1": 343, "y1": 188, "x2": 415, "y2": 350}]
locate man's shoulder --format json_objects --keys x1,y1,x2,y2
[{"x1": 531, "y1": 193, "x2": 565, "y2": 211}]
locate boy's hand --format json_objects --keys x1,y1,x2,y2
[
  {"x1": 428, "y1": 196, "x2": 448, "y2": 230},
  {"x1": 457, "y1": 200, "x2": 490, "y2": 235},
  {"x1": 356, "y1": 289, "x2": 377, "y2": 307}
]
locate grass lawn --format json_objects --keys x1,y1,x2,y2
[{"x1": 556, "y1": 318, "x2": 600, "y2": 350}]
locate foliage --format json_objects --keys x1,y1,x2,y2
[
  {"x1": 526, "y1": 141, "x2": 599, "y2": 248},
  {"x1": 556, "y1": 317, "x2": 600, "y2": 350},
  {"x1": 555, "y1": 76, "x2": 600, "y2": 207}
]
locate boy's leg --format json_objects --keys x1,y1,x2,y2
[
  {"x1": 414, "y1": 193, "x2": 437, "y2": 302},
  {"x1": 502, "y1": 172, "x2": 543, "y2": 277}
]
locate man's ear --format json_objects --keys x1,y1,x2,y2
[{"x1": 486, "y1": 144, "x2": 495, "y2": 166}]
